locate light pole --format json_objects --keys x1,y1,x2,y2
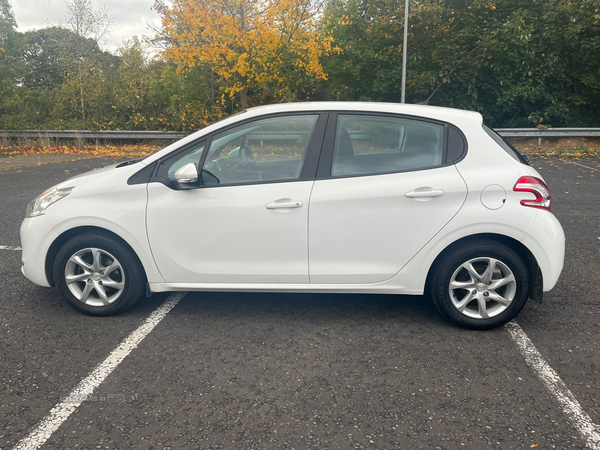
[{"x1": 401, "y1": 0, "x2": 409, "y2": 103}]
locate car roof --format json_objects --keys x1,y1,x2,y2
[
  {"x1": 142, "y1": 102, "x2": 483, "y2": 165},
  {"x1": 245, "y1": 101, "x2": 480, "y2": 119}
]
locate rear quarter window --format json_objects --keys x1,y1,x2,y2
[
  {"x1": 446, "y1": 126, "x2": 466, "y2": 163},
  {"x1": 483, "y1": 125, "x2": 529, "y2": 165}
]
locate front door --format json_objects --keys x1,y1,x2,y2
[{"x1": 146, "y1": 113, "x2": 325, "y2": 284}]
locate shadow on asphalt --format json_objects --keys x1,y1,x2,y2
[{"x1": 168, "y1": 290, "x2": 449, "y2": 329}]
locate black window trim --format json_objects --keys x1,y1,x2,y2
[
  {"x1": 149, "y1": 111, "x2": 328, "y2": 190},
  {"x1": 127, "y1": 160, "x2": 157, "y2": 185},
  {"x1": 315, "y1": 111, "x2": 468, "y2": 180}
]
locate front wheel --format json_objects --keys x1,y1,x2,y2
[
  {"x1": 53, "y1": 232, "x2": 145, "y2": 316},
  {"x1": 429, "y1": 240, "x2": 530, "y2": 330}
]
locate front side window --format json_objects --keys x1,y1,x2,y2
[
  {"x1": 332, "y1": 115, "x2": 445, "y2": 177},
  {"x1": 201, "y1": 115, "x2": 319, "y2": 186}
]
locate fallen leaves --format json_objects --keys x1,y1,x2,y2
[{"x1": 0, "y1": 143, "x2": 162, "y2": 158}]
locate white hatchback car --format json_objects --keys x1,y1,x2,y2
[{"x1": 20, "y1": 102, "x2": 565, "y2": 329}]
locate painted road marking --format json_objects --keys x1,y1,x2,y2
[
  {"x1": 561, "y1": 159, "x2": 599, "y2": 172},
  {"x1": 0, "y1": 245, "x2": 21, "y2": 251},
  {"x1": 507, "y1": 321, "x2": 600, "y2": 449},
  {"x1": 13, "y1": 292, "x2": 186, "y2": 450}
]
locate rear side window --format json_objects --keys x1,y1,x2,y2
[
  {"x1": 331, "y1": 115, "x2": 445, "y2": 177},
  {"x1": 483, "y1": 125, "x2": 529, "y2": 165}
]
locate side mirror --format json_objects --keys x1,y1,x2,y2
[{"x1": 174, "y1": 163, "x2": 198, "y2": 184}]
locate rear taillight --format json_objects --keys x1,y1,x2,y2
[{"x1": 513, "y1": 176, "x2": 551, "y2": 211}]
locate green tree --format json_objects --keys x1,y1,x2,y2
[
  {"x1": 0, "y1": 0, "x2": 21, "y2": 104},
  {"x1": 323, "y1": 0, "x2": 600, "y2": 127},
  {"x1": 20, "y1": 27, "x2": 114, "y2": 90},
  {"x1": 62, "y1": 0, "x2": 114, "y2": 121}
]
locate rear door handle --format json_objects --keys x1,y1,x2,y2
[
  {"x1": 405, "y1": 187, "x2": 445, "y2": 198},
  {"x1": 266, "y1": 199, "x2": 303, "y2": 209}
]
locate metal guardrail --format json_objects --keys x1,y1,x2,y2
[
  {"x1": 0, "y1": 130, "x2": 188, "y2": 140},
  {"x1": 495, "y1": 128, "x2": 600, "y2": 138},
  {"x1": 1, "y1": 128, "x2": 600, "y2": 143}
]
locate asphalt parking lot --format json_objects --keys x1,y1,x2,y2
[{"x1": 0, "y1": 156, "x2": 599, "y2": 449}]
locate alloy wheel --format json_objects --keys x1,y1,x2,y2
[
  {"x1": 448, "y1": 257, "x2": 517, "y2": 319},
  {"x1": 64, "y1": 247, "x2": 125, "y2": 307}
]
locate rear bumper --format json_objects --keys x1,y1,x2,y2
[
  {"x1": 521, "y1": 211, "x2": 565, "y2": 292},
  {"x1": 20, "y1": 216, "x2": 58, "y2": 288}
]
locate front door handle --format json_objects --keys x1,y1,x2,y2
[
  {"x1": 266, "y1": 199, "x2": 303, "y2": 209},
  {"x1": 405, "y1": 187, "x2": 445, "y2": 198}
]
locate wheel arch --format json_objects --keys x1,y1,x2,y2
[
  {"x1": 424, "y1": 233, "x2": 543, "y2": 303},
  {"x1": 45, "y1": 226, "x2": 148, "y2": 287}
]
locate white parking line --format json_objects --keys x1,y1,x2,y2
[
  {"x1": 13, "y1": 292, "x2": 186, "y2": 450},
  {"x1": 561, "y1": 159, "x2": 599, "y2": 172},
  {"x1": 506, "y1": 321, "x2": 600, "y2": 449},
  {"x1": 0, "y1": 245, "x2": 21, "y2": 251}
]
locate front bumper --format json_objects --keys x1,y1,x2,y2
[{"x1": 20, "y1": 216, "x2": 59, "y2": 287}]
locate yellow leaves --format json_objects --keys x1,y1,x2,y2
[
  {"x1": 337, "y1": 15, "x2": 353, "y2": 26},
  {"x1": 0, "y1": 143, "x2": 163, "y2": 158},
  {"x1": 237, "y1": 52, "x2": 250, "y2": 77},
  {"x1": 156, "y1": 0, "x2": 331, "y2": 102}
]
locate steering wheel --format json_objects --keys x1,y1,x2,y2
[
  {"x1": 206, "y1": 147, "x2": 261, "y2": 181},
  {"x1": 239, "y1": 147, "x2": 257, "y2": 166},
  {"x1": 236, "y1": 147, "x2": 261, "y2": 179}
]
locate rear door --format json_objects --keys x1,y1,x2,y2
[{"x1": 308, "y1": 113, "x2": 468, "y2": 284}]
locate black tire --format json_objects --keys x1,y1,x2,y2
[
  {"x1": 53, "y1": 232, "x2": 145, "y2": 316},
  {"x1": 429, "y1": 240, "x2": 529, "y2": 330}
]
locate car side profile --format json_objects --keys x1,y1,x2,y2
[{"x1": 20, "y1": 102, "x2": 565, "y2": 329}]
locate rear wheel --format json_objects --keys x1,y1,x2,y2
[
  {"x1": 53, "y1": 232, "x2": 145, "y2": 316},
  {"x1": 429, "y1": 240, "x2": 529, "y2": 330}
]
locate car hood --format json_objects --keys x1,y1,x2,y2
[
  {"x1": 53, "y1": 163, "x2": 119, "y2": 189},
  {"x1": 54, "y1": 161, "x2": 141, "y2": 189}
]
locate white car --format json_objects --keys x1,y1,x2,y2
[{"x1": 20, "y1": 102, "x2": 565, "y2": 329}]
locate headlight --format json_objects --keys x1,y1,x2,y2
[{"x1": 26, "y1": 187, "x2": 73, "y2": 218}]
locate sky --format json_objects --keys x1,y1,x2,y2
[{"x1": 11, "y1": 0, "x2": 161, "y2": 53}]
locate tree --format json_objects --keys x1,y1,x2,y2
[
  {"x1": 0, "y1": 0, "x2": 20, "y2": 97},
  {"x1": 322, "y1": 0, "x2": 600, "y2": 126},
  {"x1": 113, "y1": 38, "x2": 222, "y2": 130},
  {"x1": 0, "y1": 0, "x2": 15, "y2": 52},
  {"x1": 63, "y1": 0, "x2": 113, "y2": 44},
  {"x1": 20, "y1": 27, "x2": 115, "y2": 90},
  {"x1": 153, "y1": 0, "x2": 333, "y2": 109},
  {"x1": 62, "y1": 0, "x2": 114, "y2": 120},
  {"x1": 322, "y1": 0, "x2": 496, "y2": 103}
]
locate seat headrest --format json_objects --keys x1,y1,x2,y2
[
  {"x1": 405, "y1": 126, "x2": 438, "y2": 152},
  {"x1": 338, "y1": 127, "x2": 354, "y2": 158}
]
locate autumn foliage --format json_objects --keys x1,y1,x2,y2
[
  {"x1": 0, "y1": 143, "x2": 162, "y2": 158},
  {"x1": 153, "y1": 0, "x2": 334, "y2": 108},
  {"x1": 2, "y1": 0, "x2": 600, "y2": 134}
]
